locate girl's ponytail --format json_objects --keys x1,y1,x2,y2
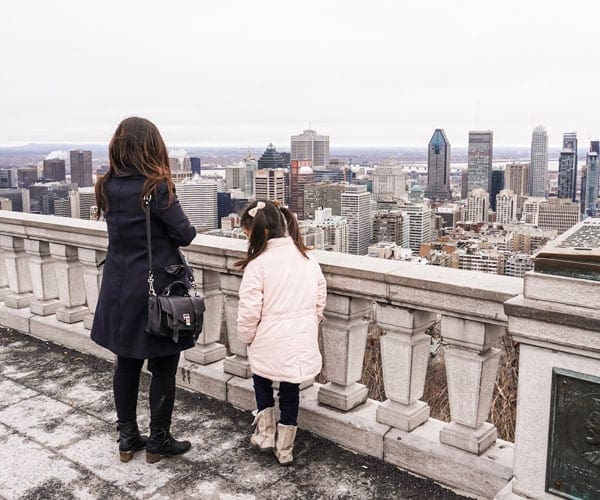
[{"x1": 279, "y1": 206, "x2": 309, "y2": 259}]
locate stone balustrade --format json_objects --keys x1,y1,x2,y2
[{"x1": 0, "y1": 210, "x2": 524, "y2": 498}]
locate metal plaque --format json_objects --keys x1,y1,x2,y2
[{"x1": 546, "y1": 368, "x2": 600, "y2": 499}]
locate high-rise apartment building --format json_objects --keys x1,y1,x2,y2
[
  {"x1": 291, "y1": 129, "x2": 329, "y2": 167},
  {"x1": 537, "y1": 199, "x2": 580, "y2": 234},
  {"x1": 529, "y1": 126, "x2": 548, "y2": 197},
  {"x1": 466, "y1": 188, "x2": 489, "y2": 223},
  {"x1": 372, "y1": 165, "x2": 406, "y2": 202},
  {"x1": 176, "y1": 180, "x2": 218, "y2": 230},
  {"x1": 522, "y1": 197, "x2": 545, "y2": 226},
  {"x1": 70, "y1": 150, "x2": 93, "y2": 187},
  {"x1": 304, "y1": 182, "x2": 346, "y2": 219},
  {"x1": 254, "y1": 168, "x2": 285, "y2": 204},
  {"x1": 425, "y1": 129, "x2": 451, "y2": 201},
  {"x1": 258, "y1": 143, "x2": 286, "y2": 170},
  {"x1": 397, "y1": 200, "x2": 433, "y2": 253},
  {"x1": 557, "y1": 148, "x2": 577, "y2": 201},
  {"x1": 584, "y1": 151, "x2": 599, "y2": 216},
  {"x1": 312, "y1": 208, "x2": 348, "y2": 253},
  {"x1": 467, "y1": 130, "x2": 493, "y2": 194},
  {"x1": 43, "y1": 159, "x2": 66, "y2": 182},
  {"x1": 372, "y1": 210, "x2": 410, "y2": 248},
  {"x1": 78, "y1": 187, "x2": 96, "y2": 220},
  {"x1": 496, "y1": 189, "x2": 518, "y2": 224},
  {"x1": 341, "y1": 185, "x2": 371, "y2": 255}
]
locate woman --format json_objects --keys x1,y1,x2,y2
[{"x1": 92, "y1": 117, "x2": 196, "y2": 464}]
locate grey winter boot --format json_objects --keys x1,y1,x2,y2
[
  {"x1": 274, "y1": 423, "x2": 297, "y2": 466},
  {"x1": 250, "y1": 407, "x2": 276, "y2": 452}
]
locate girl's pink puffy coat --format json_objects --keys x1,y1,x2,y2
[{"x1": 237, "y1": 237, "x2": 326, "y2": 383}]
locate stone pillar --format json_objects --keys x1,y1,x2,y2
[
  {"x1": 0, "y1": 235, "x2": 33, "y2": 308},
  {"x1": 78, "y1": 248, "x2": 106, "y2": 330},
  {"x1": 0, "y1": 248, "x2": 10, "y2": 302},
  {"x1": 185, "y1": 269, "x2": 226, "y2": 365},
  {"x1": 439, "y1": 316, "x2": 503, "y2": 454},
  {"x1": 50, "y1": 243, "x2": 88, "y2": 324},
  {"x1": 221, "y1": 274, "x2": 251, "y2": 378},
  {"x1": 375, "y1": 304, "x2": 435, "y2": 431},
  {"x1": 25, "y1": 239, "x2": 59, "y2": 316},
  {"x1": 318, "y1": 294, "x2": 370, "y2": 411}
]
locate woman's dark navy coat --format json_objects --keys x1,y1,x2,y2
[{"x1": 91, "y1": 170, "x2": 197, "y2": 359}]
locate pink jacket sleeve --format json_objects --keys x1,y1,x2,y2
[
  {"x1": 315, "y1": 259, "x2": 327, "y2": 321},
  {"x1": 237, "y1": 260, "x2": 264, "y2": 345}
]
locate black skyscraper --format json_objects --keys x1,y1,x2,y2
[
  {"x1": 258, "y1": 143, "x2": 286, "y2": 170},
  {"x1": 490, "y1": 169, "x2": 505, "y2": 211}
]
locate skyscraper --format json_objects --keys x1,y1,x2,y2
[
  {"x1": 372, "y1": 210, "x2": 410, "y2": 248},
  {"x1": 176, "y1": 180, "x2": 218, "y2": 230},
  {"x1": 505, "y1": 163, "x2": 529, "y2": 197},
  {"x1": 190, "y1": 157, "x2": 201, "y2": 176},
  {"x1": 558, "y1": 132, "x2": 578, "y2": 202},
  {"x1": 17, "y1": 166, "x2": 38, "y2": 188},
  {"x1": 289, "y1": 160, "x2": 312, "y2": 217},
  {"x1": 461, "y1": 170, "x2": 469, "y2": 200},
  {"x1": 490, "y1": 169, "x2": 505, "y2": 211},
  {"x1": 291, "y1": 129, "x2": 329, "y2": 167},
  {"x1": 258, "y1": 143, "x2": 286, "y2": 170},
  {"x1": 70, "y1": 150, "x2": 93, "y2": 187},
  {"x1": 584, "y1": 151, "x2": 599, "y2": 216},
  {"x1": 529, "y1": 126, "x2": 548, "y2": 197},
  {"x1": 244, "y1": 155, "x2": 258, "y2": 197},
  {"x1": 303, "y1": 182, "x2": 346, "y2": 219},
  {"x1": 341, "y1": 185, "x2": 371, "y2": 255},
  {"x1": 254, "y1": 168, "x2": 285, "y2": 204},
  {"x1": 557, "y1": 133, "x2": 577, "y2": 201},
  {"x1": 425, "y1": 129, "x2": 451, "y2": 201},
  {"x1": 372, "y1": 165, "x2": 406, "y2": 202},
  {"x1": 43, "y1": 159, "x2": 66, "y2": 182},
  {"x1": 397, "y1": 200, "x2": 433, "y2": 253},
  {"x1": 467, "y1": 130, "x2": 493, "y2": 193}
]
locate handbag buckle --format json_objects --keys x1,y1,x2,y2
[{"x1": 183, "y1": 313, "x2": 191, "y2": 326}]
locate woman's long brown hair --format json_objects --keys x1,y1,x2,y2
[
  {"x1": 236, "y1": 200, "x2": 309, "y2": 269},
  {"x1": 95, "y1": 117, "x2": 174, "y2": 218}
]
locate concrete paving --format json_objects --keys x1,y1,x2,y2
[{"x1": 0, "y1": 327, "x2": 467, "y2": 500}]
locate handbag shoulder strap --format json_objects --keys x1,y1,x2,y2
[{"x1": 143, "y1": 195, "x2": 156, "y2": 296}]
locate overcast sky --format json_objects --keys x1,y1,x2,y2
[{"x1": 1, "y1": 1, "x2": 599, "y2": 148}]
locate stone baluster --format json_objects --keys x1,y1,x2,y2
[
  {"x1": 0, "y1": 248, "x2": 9, "y2": 302},
  {"x1": 375, "y1": 304, "x2": 435, "y2": 431},
  {"x1": 439, "y1": 316, "x2": 503, "y2": 454},
  {"x1": 221, "y1": 274, "x2": 251, "y2": 378},
  {"x1": 77, "y1": 248, "x2": 106, "y2": 330},
  {"x1": 50, "y1": 243, "x2": 88, "y2": 324},
  {"x1": 0, "y1": 235, "x2": 33, "y2": 308},
  {"x1": 318, "y1": 294, "x2": 370, "y2": 411},
  {"x1": 185, "y1": 269, "x2": 226, "y2": 365},
  {"x1": 25, "y1": 239, "x2": 59, "y2": 316}
]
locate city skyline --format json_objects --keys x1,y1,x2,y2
[{"x1": 2, "y1": 1, "x2": 599, "y2": 146}]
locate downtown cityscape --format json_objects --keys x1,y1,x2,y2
[{"x1": 0, "y1": 125, "x2": 596, "y2": 278}]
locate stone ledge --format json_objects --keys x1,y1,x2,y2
[
  {"x1": 29, "y1": 314, "x2": 114, "y2": 362},
  {"x1": 0, "y1": 303, "x2": 32, "y2": 333},
  {"x1": 176, "y1": 358, "x2": 232, "y2": 401},
  {"x1": 385, "y1": 420, "x2": 513, "y2": 499}
]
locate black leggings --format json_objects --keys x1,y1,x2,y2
[
  {"x1": 253, "y1": 374, "x2": 300, "y2": 426},
  {"x1": 113, "y1": 354, "x2": 180, "y2": 428}
]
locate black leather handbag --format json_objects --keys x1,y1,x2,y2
[{"x1": 143, "y1": 195, "x2": 205, "y2": 343}]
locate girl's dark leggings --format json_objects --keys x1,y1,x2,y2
[
  {"x1": 113, "y1": 354, "x2": 180, "y2": 427},
  {"x1": 253, "y1": 374, "x2": 300, "y2": 426}
]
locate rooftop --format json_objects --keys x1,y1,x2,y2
[{"x1": 0, "y1": 328, "x2": 463, "y2": 499}]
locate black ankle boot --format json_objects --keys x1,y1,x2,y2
[
  {"x1": 146, "y1": 426, "x2": 191, "y2": 463},
  {"x1": 117, "y1": 421, "x2": 147, "y2": 463}
]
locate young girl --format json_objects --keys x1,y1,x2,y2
[{"x1": 236, "y1": 200, "x2": 326, "y2": 465}]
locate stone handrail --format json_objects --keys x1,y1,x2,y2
[{"x1": 0, "y1": 210, "x2": 523, "y2": 498}]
